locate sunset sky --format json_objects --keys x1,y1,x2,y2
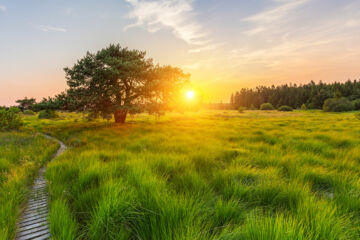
[{"x1": 1, "y1": 0, "x2": 360, "y2": 105}]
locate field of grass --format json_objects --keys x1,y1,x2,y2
[
  {"x1": 17, "y1": 110, "x2": 360, "y2": 239},
  {"x1": 0, "y1": 132, "x2": 58, "y2": 240}
]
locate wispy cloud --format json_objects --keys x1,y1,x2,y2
[
  {"x1": 244, "y1": 0, "x2": 310, "y2": 24},
  {"x1": 346, "y1": 19, "x2": 360, "y2": 28},
  {"x1": 0, "y1": 5, "x2": 6, "y2": 12},
  {"x1": 124, "y1": 0, "x2": 209, "y2": 47},
  {"x1": 188, "y1": 43, "x2": 224, "y2": 54},
  {"x1": 35, "y1": 25, "x2": 67, "y2": 33}
]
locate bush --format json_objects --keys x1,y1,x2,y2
[
  {"x1": 260, "y1": 103, "x2": 275, "y2": 110},
  {"x1": 278, "y1": 106, "x2": 293, "y2": 112},
  {"x1": 352, "y1": 99, "x2": 360, "y2": 110},
  {"x1": 9, "y1": 107, "x2": 21, "y2": 113},
  {"x1": 0, "y1": 109, "x2": 23, "y2": 130},
  {"x1": 23, "y1": 109, "x2": 35, "y2": 115},
  {"x1": 301, "y1": 104, "x2": 306, "y2": 110},
  {"x1": 238, "y1": 106, "x2": 245, "y2": 113},
  {"x1": 249, "y1": 104, "x2": 257, "y2": 110},
  {"x1": 356, "y1": 113, "x2": 360, "y2": 120},
  {"x1": 323, "y1": 98, "x2": 355, "y2": 112},
  {"x1": 38, "y1": 110, "x2": 59, "y2": 119}
]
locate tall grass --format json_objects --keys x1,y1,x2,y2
[
  {"x1": 21, "y1": 110, "x2": 360, "y2": 239},
  {"x1": 0, "y1": 132, "x2": 58, "y2": 240}
]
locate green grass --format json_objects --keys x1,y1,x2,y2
[
  {"x1": 19, "y1": 111, "x2": 360, "y2": 239},
  {"x1": 0, "y1": 132, "x2": 58, "y2": 240}
]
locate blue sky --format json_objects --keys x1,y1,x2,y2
[{"x1": 1, "y1": 0, "x2": 360, "y2": 105}]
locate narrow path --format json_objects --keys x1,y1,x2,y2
[{"x1": 15, "y1": 134, "x2": 66, "y2": 240}]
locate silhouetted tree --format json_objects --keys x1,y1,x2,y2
[{"x1": 64, "y1": 44, "x2": 189, "y2": 123}]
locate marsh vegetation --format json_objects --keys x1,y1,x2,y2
[{"x1": 7, "y1": 110, "x2": 357, "y2": 239}]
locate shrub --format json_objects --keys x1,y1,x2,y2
[
  {"x1": 8, "y1": 107, "x2": 21, "y2": 113},
  {"x1": 301, "y1": 104, "x2": 307, "y2": 110},
  {"x1": 23, "y1": 110, "x2": 35, "y2": 115},
  {"x1": 278, "y1": 106, "x2": 293, "y2": 112},
  {"x1": 260, "y1": 103, "x2": 275, "y2": 111},
  {"x1": 238, "y1": 106, "x2": 245, "y2": 113},
  {"x1": 0, "y1": 109, "x2": 23, "y2": 130},
  {"x1": 249, "y1": 104, "x2": 257, "y2": 110},
  {"x1": 356, "y1": 113, "x2": 360, "y2": 120},
  {"x1": 352, "y1": 99, "x2": 360, "y2": 110},
  {"x1": 323, "y1": 98, "x2": 355, "y2": 112},
  {"x1": 38, "y1": 110, "x2": 59, "y2": 119}
]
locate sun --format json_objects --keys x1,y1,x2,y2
[{"x1": 186, "y1": 90, "x2": 195, "y2": 100}]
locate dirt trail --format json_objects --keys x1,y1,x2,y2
[{"x1": 15, "y1": 134, "x2": 66, "y2": 240}]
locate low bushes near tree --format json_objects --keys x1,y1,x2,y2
[
  {"x1": 23, "y1": 110, "x2": 35, "y2": 115},
  {"x1": 352, "y1": 99, "x2": 360, "y2": 110},
  {"x1": 238, "y1": 106, "x2": 245, "y2": 113},
  {"x1": 9, "y1": 107, "x2": 21, "y2": 113},
  {"x1": 249, "y1": 104, "x2": 257, "y2": 110},
  {"x1": 278, "y1": 106, "x2": 293, "y2": 112},
  {"x1": 323, "y1": 97, "x2": 355, "y2": 112},
  {"x1": 0, "y1": 108, "x2": 23, "y2": 130},
  {"x1": 38, "y1": 110, "x2": 59, "y2": 119},
  {"x1": 301, "y1": 104, "x2": 307, "y2": 110},
  {"x1": 260, "y1": 103, "x2": 275, "y2": 110}
]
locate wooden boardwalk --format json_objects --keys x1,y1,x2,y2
[{"x1": 15, "y1": 135, "x2": 66, "y2": 240}]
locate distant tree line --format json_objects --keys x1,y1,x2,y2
[
  {"x1": 16, "y1": 94, "x2": 71, "y2": 112},
  {"x1": 230, "y1": 80, "x2": 360, "y2": 110}
]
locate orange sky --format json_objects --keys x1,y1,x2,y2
[{"x1": 1, "y1": 0, "x2": 360, "y2": 105}]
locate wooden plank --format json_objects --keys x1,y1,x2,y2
[
  {"x1": 17, "y1": 228, "x2": 50, "y2": 240},
  {"x1": 27, "y1": 200, "x2": 47, "y2": 208},
  {"x1": 23, "y1": 206, "x2": 48, "y2": 214},
  {"x1": 19, "y1": 218, "x2": 48, "y2": 229},
  {"x1": 18, "y1": 221, "x2": 49, "y2": 236},
  {"x1": 20, "y1": 213, "x2": 48, "y2": 224},
  {"x1": 21, "y1": 209, "x2": 48, "y2": 218},
  {"x1": 26, "y1": 202, "x2": 47, "y2": 210}
]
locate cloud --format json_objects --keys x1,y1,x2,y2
[
  {"x1": 35, "y1": 25, "x2": 67, "y2": 33},
  {"x1": 0, "y1": 5, "x2": 6, "y2": 12},
  {"x1": 346, "y1": 19, "x2": 360, "y2": 28},
  {"x1": 244, "y1": 0, "x2": 310, "y2": 23},
  {"x1": 124, "y1": 0, "x2": 208, "y2": 46},
  {"x1": 188, "y1": 43, "x2": 224, "y2": 54}
]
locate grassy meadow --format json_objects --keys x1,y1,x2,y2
[
  {"x1": 0, "y1": 132, "x2": 58, "y2": 239},
  {"x1": 16, "y1": 110, "x2": 360, "y2": 239}
]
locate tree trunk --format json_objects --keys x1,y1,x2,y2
[{"x1": 114, "y1": 109, "x2": 128, "y2": 124}]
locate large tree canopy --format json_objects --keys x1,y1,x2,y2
[{"x1": 64, "y1": 44, "x2": 189, "y2": 123}]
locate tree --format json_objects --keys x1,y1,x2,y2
[
  {"x1": 16, "y1": 97, "x2": 36, "y2": 111},
  {"x1": 32, "y1": 97, "x2": 59, "y2": 112},
  {"x1": 64, "y1": 44, "x2": 189, "y2": 123}
]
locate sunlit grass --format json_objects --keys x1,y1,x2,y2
[
  {"x1": 17, "y1": 110, "x2": 360, "y2": 239},
  {"x1": 0, "y1": 132, "x2": 58, "y2": 240}
]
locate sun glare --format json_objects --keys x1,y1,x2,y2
[{"x1": 186, "y1": 90, "x2": 195, "y2": 100}]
